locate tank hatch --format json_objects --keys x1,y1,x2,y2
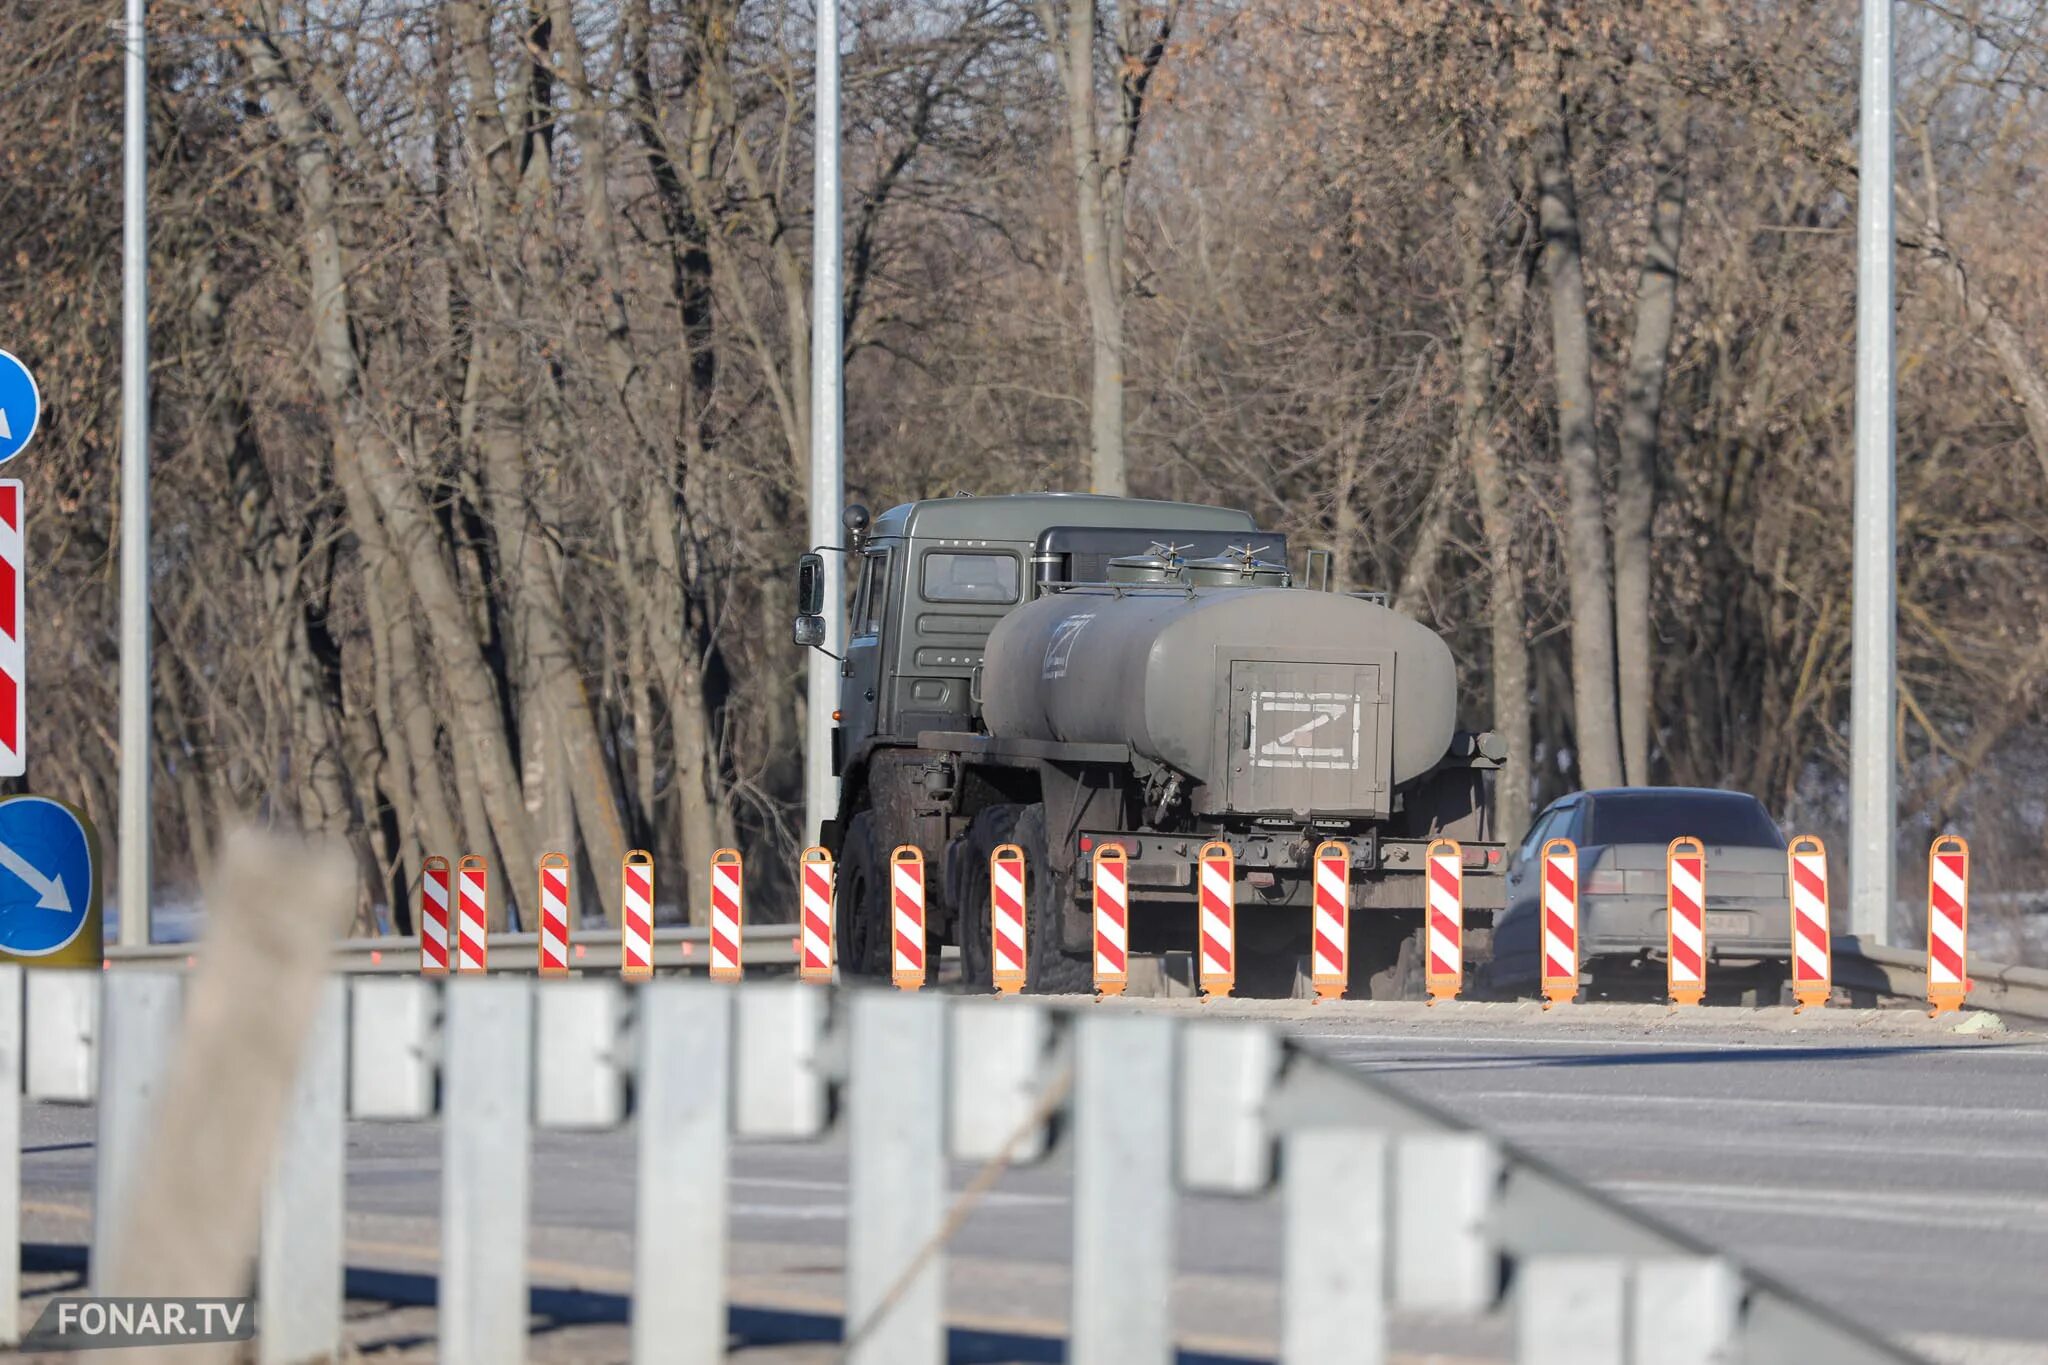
[
  {"x1": 1183, "y1": 544, "x2": 1291, "y2": 588},
  {"x1": 1106, "y1": 542, "x2": 1192, "y2": 585}
]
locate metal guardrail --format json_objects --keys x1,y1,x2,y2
[
  {"x1": 101, "y1": 922, "x2": 802, "y2": 974},
  {"x1": 0, "y1": 967, "x2": 1918, "y2": 1364},
  {"x1": 1834, "y1": 935, "x2": 2048, "y2": 1023},
  {"x1": 106, "y1": 924, "x2": 2048, "y2": 1025}
]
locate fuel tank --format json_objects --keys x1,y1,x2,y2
[{"x1": 980, "y1": 585, "x2": 1459, "y2": 817}]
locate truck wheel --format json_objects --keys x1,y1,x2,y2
[
  {"x1": 954, "y1": 804, "x2": 1026, "y2": 993},
  {"x1": 835, "y1": 812, "x2": 892, "y2": 979},
  {"x1": 1013, "y1": 805, "x2": 1093, "y2": 995},
  {"x1": 1364, "y1": 927, "x2": 1426, "y2": 1001}
]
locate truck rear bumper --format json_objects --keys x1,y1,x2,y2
[{"x1": 1068, "y1": 829, "x2": 1507, "y2": 912}]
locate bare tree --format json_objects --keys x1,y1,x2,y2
[{"x1": 1035, "y1": 0, "x2": 1178, "y2": 494}]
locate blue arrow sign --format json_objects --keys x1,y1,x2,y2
[
  {"x1": 0, "y1": 351, "x2": 40, "y2": 464},
  {"x1": 0, "y1": 796, "x2": 95, "y2": 956}
]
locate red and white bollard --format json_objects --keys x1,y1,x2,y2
[
  {"x1": 1425, "y1": 839, "x2": 1464, "y2": 1003},
  {"x1": 1927, "y1": 834, "x2": 1969, "y2": 1015},
  {"x1": 891, "y1": 846, "x2": 927, "y2": 991},
  {"x1": 1788, "y1": 835, "x2": 1831, "y2": 1011},
  {"x1": 456, "y1": 854, "x2": 489, "y2": 973},
  {"x1": 990, "y1": 843, "x2": 1027, "y2": 996},
  {"x1": 622, "y1": 850, "x2": 655, "y2": 981},
  {"x1": 0, "y1": 482, "x2": 24, "y2": 778},
  {"x1": 537, "y1": 851, "x2": 571, "y2": 977},
  {"x1": 1540, "y1": 838, "x2": 1578, "y2": 1009},
  {"x1": 708, "y1": 848, "x2": 743, "y2": 983},
  {"x1": 799, "y1": 846, "x2": 834, "y2": 984},
  {"x1": 1666, "y1": 837, "x2": 1707, "y2": 1007},
  {"x1": 1092, "y1": 844, "x2": 1130, "y2": 997},
  {"x1": 1311, "y1": 840, "x2": 1349, "y2": 1001},
  {"x1": 419, "y1": 855, "x2": 451, "y2": 975},
  {"x1": 1198, "y1": 840, "x2": 1235, "y2": 999}
]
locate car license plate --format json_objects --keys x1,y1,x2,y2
[{"x1": 1706, "y1": 912, "x2": 1752, "y2": 934}]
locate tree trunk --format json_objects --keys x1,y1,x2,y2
[
  {"x1": 1613, "y1": 100, "x2": 1690, "y2": 787},
  {"x1": 1042, "y1": 0, "x2": 1127, "y2": 494},
  {"x1": 1536, "y1": 84, "x2": 1625, "y2": 791},
  {"x1": 1392, "y1": 467, "x2": 1455, "y2": 619},
  {"x1": 1453, "y1": 136, "x2": 1536, "y2": 840}
]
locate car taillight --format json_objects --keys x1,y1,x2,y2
[{"x1": 1586, "y1": 867, "x2": 1626, "y2": 895}]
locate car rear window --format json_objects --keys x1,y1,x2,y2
[{"x1": 1585, "y1": 793, "x2": 1784, "y2": 849}]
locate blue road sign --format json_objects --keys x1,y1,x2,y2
[
  {"x1": 0, "y1": 351, "x2": 39, "y2": 464},
  {"x1": 0, "y1": 795, "x2": 95, "y2": 957}
]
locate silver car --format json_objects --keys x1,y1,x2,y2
[{"x1": 1488, "y1": 787, "x2": 1792, "y2": 998}]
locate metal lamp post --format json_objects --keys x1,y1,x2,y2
[
  {"x1": 805, "y1": 0, "x2": 845, "y2": 846},
  {"x1": 1849, "y1": 0, "x2": 1895, "y2": 943}
]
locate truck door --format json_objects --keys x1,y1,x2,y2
[
  {"x1": 840, "y1": 545, "x2": 893, "y2": 751},
  {"x1": 1227, "y1": 659, "x2": 1393, "y2": 818}
]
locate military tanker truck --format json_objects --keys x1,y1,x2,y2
[{"x1": 792, "y1": 493, "x2": 1507, "y2": 995}]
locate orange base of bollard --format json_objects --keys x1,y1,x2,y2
[
  {"x1": 995, "y1": 981, "x2": 1023, "y2": 997},
  {"x1": 1427, "y1": 984, "x2": 1457, "y2": 1005},
  {"x1": 1541, "y1": 987, "x2": 1574, "y2": 1010},
  {"x1": 1928, "y1": 991, "x2": 1964, "y2": 1017},
  {"x1": 1201, "y1": 982, "x2": 1232, "y2": 1000},
  {"x1": 1793, "y1": 987, "x2": 1828, "y2": 1012},
  {"x1": 1669, "y1": 989, "x2": 1703, "y2": 1008},
  {"x1": 1313, "y1": 982, "x2": 1344, "y2": 1002},
  {"x1": 1096, "y1": 982, "x2": 1126, "y2": 999}
]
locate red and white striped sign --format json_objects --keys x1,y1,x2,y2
[
  {"x1": 1198, "y1": 841, "x2": 1235, "y2": 998},
  {"x1": 1092, "y1": 844, "x2": 1129, "y2": 997},
  {"x1": 616, "y1": 850, "x2": 653, "y2": 979},
  {"x1": 1788, "y1": 835, "x2": 1830, "y2": 1010},
  {"x1": 799, "y1": 846, "x2": 834, "y2": 984},
  {"x1": 1666, "y1": 837, "x2": 1706, "y2": 1006},
  {"x1": 1927, "y1": 835, "x2": 1969, "y2": 1014},
  {"x1": 0, "y1": 481, "x2": 23, "y2": 777},
  {"x1": 1540, "y1": 839, "x2": 1577, "y2": 1008},
  {"x1": 456, "y1": 855, "x2": 489, "y2": 973},
  {"x1": 1311, "y1": 840, "x2": 1349, "y2": 1001},
  {"x1": 891, "y1": 846, "x2": 927, "y2": 990},
  {"x1": 708, "y1": 848, "x2": 742, "y2": 982},
  {"x1": 418, "y1": 855, "x2": 450, "y2": 975},
  {"x1": 537, "y1": 851, "x2": 571, "y2": 976},
  {"x1": 1425, "y1": 839, "x2": 1463, "y2": 1002},
  {"x1": 990, "y1": 843, "x2": 1027, "y2": 995}
]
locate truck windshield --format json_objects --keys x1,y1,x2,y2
[
  {"x1": 1585, "y1": 793, "x2": 1785, "y2": 849},
  {"x1": 922, "y1": 551, "x2": 1020, "y2": 604}
]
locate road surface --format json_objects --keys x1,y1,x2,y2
[{"x1": 18, "y1": 1000, "x2": 2048, "y2": 1362}]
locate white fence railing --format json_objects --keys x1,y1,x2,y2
[{"x1": 4, "y1": 967, "x2": 1923, "y2": 1364}]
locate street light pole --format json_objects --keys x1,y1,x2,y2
[
  {"x1": 804, "y1": 0, "x2": 845, "y2": 847},
  {"x1": 119, "y1": 0, "x2": 152, "y2": 947},
  {"x1": 1850, "y1": 0, "x2": 1895, "y2": 943}
]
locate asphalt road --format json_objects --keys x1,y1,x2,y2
[{"x1": 17, "y1": 1001, "x2": 2048, "y2": 1363}]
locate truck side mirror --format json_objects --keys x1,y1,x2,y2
[
  {"x1": 797, "y1": 552, "x2": 826, "y2": 616},
  {"x1": 793, "y1": 614, "x2": 826, "y2": 648}
]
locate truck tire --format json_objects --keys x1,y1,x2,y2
[
  {"x1": 954, "y1": 804, "x2": 1026, "y2": 993},
  {"x1": 1013, "y1": 805, "x2": 1093, "y2": 995},
  {"x1": 1365, "y1": 929, "x2": 1426, "y2": 1001},
  {"x1": 835, "y1": 812, "x2": 892, "y2": 979}
]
